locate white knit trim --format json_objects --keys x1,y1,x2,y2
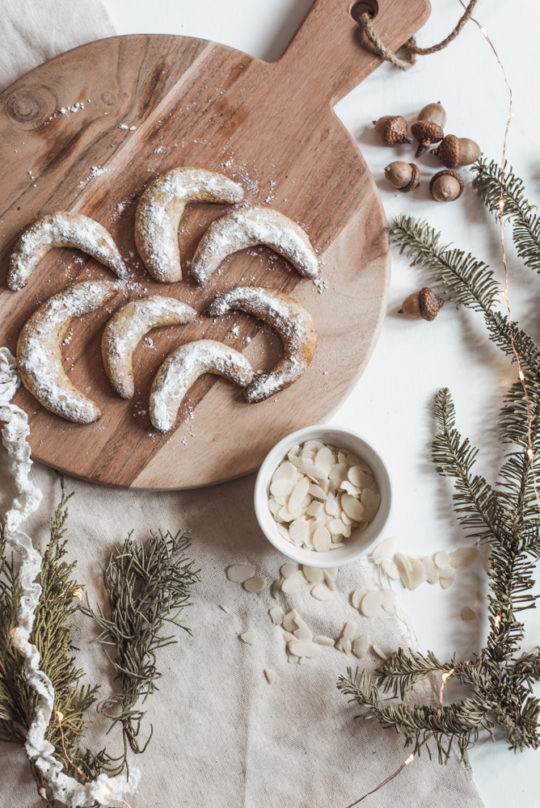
[{"x1": 0, "y1": 346, "x2": 138, "y2": 806}]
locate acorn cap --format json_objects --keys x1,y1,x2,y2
[
  {"x1": 435, "y1": 134, "x2": 460, "y2": 168},
  {"x1": 401, "y1": 163, "x2": 420, "y2": 193},
  {"x1": 430, "y1": 169, "x2": 465, "y2": 201},
  {"x1": 411, "y1": 120, "x2": 444, "y2": 157},
  {"x1": 418, "y1": 287, "x2": 444, "y2": 320}
]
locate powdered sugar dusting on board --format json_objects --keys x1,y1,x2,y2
[
  {"x1": 191, "y1": 206, "x2": 319, "y2": 286},
  {"x1": 17, "y1": 281, "x2": 118, "y2": 423},
  {"x1": 135, "y1": 168, "x2": 245, "y2": 283},
  {"x1": 8, "y1": 212, "x2": 127, "y2": 291},
  {"x1": 207, "y1": 286, "x2": 317, "y2": 402},
  {"x1": 102, "y1": 296, "x2": 197, "y2": 399},
  {"x1": 150, "y1": 339, "x2": 254, "y2": 432}
]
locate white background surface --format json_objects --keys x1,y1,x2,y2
[{"x1": 101, "y1": 1, "x2": 539, "y2": 804}]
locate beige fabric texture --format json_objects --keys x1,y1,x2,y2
[{"x1": 0, "y1": 3, "x2": 486, "y2": 806}]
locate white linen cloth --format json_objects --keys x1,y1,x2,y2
[{"x1": 0, "y1": 2, "x2": 485, "y2": 806}]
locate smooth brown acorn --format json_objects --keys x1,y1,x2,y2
[
  {"x1": 417, "y1": 101, "x2": 447, "y2": 128},
  {"x1": 373, "y1": 115, "x2": 412, "y2": 146},
  {"x1": 434, "y1": 134, "x2": 481, "y2": 168},
  {"x1": 398, "y1": 287, "x2": 444, "y2": 321},
  {"x1": 430, "y1": 169, "x2": 465, "y2": 202},
  {"x1": 384, "y1": 161, "x2": 420, "y2": 192}
]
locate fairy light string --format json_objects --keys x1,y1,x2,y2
[{"x1": 345, "y1": 3, "x2": 540, "y2": 805}]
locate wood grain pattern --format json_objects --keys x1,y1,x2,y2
[{"x1": 0, "y1": 0, "x2": 430, "y2": 489}]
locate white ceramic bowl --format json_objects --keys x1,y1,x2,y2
[{"x1": 254, "y1": 425, "x2": 392, "y2": 568}]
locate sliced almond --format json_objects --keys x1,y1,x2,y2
[
  {"x1": 381, "y1": 558, "x2": 400, "y2": 580},
  {"x1": 313, "y1": 635, "x2": 334, "y2": 646},
  {"x1": 243, "y1": 576, "x2": 267, "y2": 593},
  {"x1": 329, "y1": 463, "x2": 348, "y2": 487},
  {"x1": 323, "y1": 568, "x2": 338, "y2": 589},
  {"x1": 219, "y1": 604, "x2": 231, "y2": 613},
  {"x1": 277, "y1": 524, "x2": 290, "y2": 542},
  {"x1": 269, "y1": 606, "x2": 284, "y2": 625},
  {"x1": 272, "y1": 460, "x2": 298, "y2": 482},
  {"x1": 306, "y1": 500, "x2": 325, "y2": 518},
  {"x1": 278, "y1": 506, "x2": 296, "y2": 523},
  {"x1": 302, "y1": 565, "x2": 324, "y2": 584},
  {"x1": 308, "y1": 482, "x2": 327, "y2": 500},
  {"x1": 282, "y1": 609, "x2": 299, "y2": 632},
  {"x1": 340, "y1": 480, "x2": 360, "y2": 497},
  {"x1": 327, "y1": 518, "x2": 347, "y2": 536},
  {"x1": 380, "y1": 589, "x2": 396, "y2": 614},
  {"x1": 434, "y1": 551, "x2": 452, "y2": 573},
  {"x1": 351, "y1": 588, "x2": 363, "y2": 609},
  {"x1": 268, "y1": 497, "x2": 280, "y2": 515},
  {"x1": 270, "y1": 579, "x2": 281, "y2": 599},
  {"x1": 360, "y1": 590, "x2": 383, "y2": 617},
  {"x1": 421, "y1": 555, "x2": 439, "y2": 585},
  {"x1": 281, "y1": 571, "x2": 306, "y2": 593},
  {"x1": 370, "y1": 536, "x2": 396, "y2": 565},
  {"x1": 342, "y1": 494, "x2": 365, "y2": 523},
  {"x1": 342, "y1": 620, "x2": 357, "y2": 641},
  {"x1": 311, "y1": 583, "x2": 334, "y2": 601},
  {"x1": 313, "y1": 526, "x2": 331, "y2": 552},
  {"x1": 270, "y1": 478, "x2": 295, "y2": 498},
  {"x1": 361, "y1": 488, "x2": 380, "y2": 521},
  {"x1": 461, "y1": 606, "x2": 476, "y2": 621},
  {"x1": 352, "y1": 635, "x2": 370, "y2": 659},
  {"x1": 439, "y1": 571, "x2": 456, "y2": 590},
  {"x1": 395, "y1": 553, "x2": 415, "y2": 589},
  {"x1": 371, "y1": 644, "x2": 389, "y2": 660},
  {"x1": 287, "y1": 639, "x2": 322, "y2": 659},
  {"x1": 226, "y1": 563, "x2": 256, "y2": 583},
  {"x1": 314, "y1": 446, "x2": 334, "y2": 476},
  {"x1": 408, "y1": 557, "x2": 427, "y2": 590},
  {"x1": 288, "y1": 517, "x2": 310, "y2": 546},
  {"x1": 288, "y1": 476, "x2": 310, "y2": 515},
  {"x1": 348, "y1": 465, "x2": 373, "y2": 488},
  {"x1": 293, "y1": 616, "x2": 313, "y2": 642},
  {"x1": 303, "y1": 440, "x2": 325, "y2": 452},
  {"x1": 324, "y1": 493, "x2": 339, "y2": 517},
  {"x1": 280, "y1": 562, "x2": 299, "y2": 578},
  {"x1": 264, "y1": 668, "x2": 276, "y2": 684},
  {"x1": 450, "y1": 546, "x2": 478, "y2": 568},
  {"x1": 240, "y1": 630, "x2": 256, "y2": 644}
]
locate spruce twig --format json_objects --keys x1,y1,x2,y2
[
  {"x1": 339, "y1": 160, "x2": 540, "y2": 767},
  {"x1": 84, "y1": 530, "x2": 200, "y2": 755}
]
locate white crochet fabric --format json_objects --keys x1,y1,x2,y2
[{"x1": 0, "y1": 348, "x2": 138, "y2": 807}]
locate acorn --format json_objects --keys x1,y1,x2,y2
[
  {"x1": 434, "y1": 134, "x2": 481, "y2": 168},
  {"x1": 384, "y1": 161, "x2": 420, "y2": 192},
  {"x1": 398, "y1": 287, "x2": 444, "y2": 321},
  {"x1": 430, "y1": 169, "x2": 465, "y2": 202},
  {"x1": 373, "y1": 115, "x2": 412, "y2": 146},
  {"x1": 411, "y1": 120, "x2": 444, "y2": 158},
  {"x1": 417, "y1": 101, "x2": 447, "y2": 128}
]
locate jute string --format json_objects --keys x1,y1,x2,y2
[{"x1": 356, "y1": 0, "x2": 479, "y2": 70}]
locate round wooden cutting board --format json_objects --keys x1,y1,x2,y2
[{"x1": 0, "y1": 0, "x2": 429, "y2": 489}]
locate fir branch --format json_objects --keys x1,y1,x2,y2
[
  {"x1": 472, "y1": 157, "x2": 540, "y2": 274},
  {"x1": 84, "y1": 530, "x2": 200, "y2": 755}
]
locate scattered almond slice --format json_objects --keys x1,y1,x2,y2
[
  {"x1": 351, "y1": 588, "x2": 363, "y2": 609},
  {"x1": 264, "y1": 668, "x2": 276, "y2": 684},
  {"x1": 243, "y1": 576, "x2": 267, "y2": 593},
  {"x1": 380, "y1": 589, "x2": 396, "y2": 614},
  {"x1": 269, "y1": 606, "x2": 284, "y2": 625},
  {"x1": 381, "y1": 558, "x2": 400, "y2": 580},
  {"x1": 439, "y1": 571, "x2": 456, "y2": 590},
  {"x1": 352, "y1": 635, "x2": 370, "y2": 659},
  {"x1": 311, "y1": 583, "x2": 334, "y2": 601},
  {"x1": 227, "y1": 563, "x2": 256, "y2": 583},
  {"x1": 370, "y1": 536, "x2": 397, "y2": 565},
  {"x1": 342, "y1": 620, "x2": 357, "y2": 640},
  {"x1": 287, "y1": 639, "x2": 322, "y2": 659},
  {"x1": 434, "y1": 551, "x2": 452, "y2": 572},
  {"x1": 371, "y1": 644, "x2": 389, "y2": 660},
  {"x1": 461, "y1": 606, "x2": 477, "y2": 621},
  {"x1": 408, "y1": 557, "x2": 427, "y2": 590},
  {"x1": 394, "y1": 553, "x2": 414, "y2": 589},
  {"x1": 360, "y1": 590, "x2": 383, "y2": 617},
  {"x1": 280, "y1": 562, "x2": 299, "y2": 578},
  {"x1": 323, "y1": 568, "x2": 338, "y2": 589},
  {"x1": 302, "y1": 565, "x2": 324, "y2": 583},
  {"x1": 282, "y1": 630, "x2": 295, "y2": 642},
  {"x1": 421, "y1": 555, "x2": 439, "y2": 584},
  {"x1": 282, "y1": 609, "x2": 299, "y2": 632},
  {"x1": 281, "y1": 570, "x2": 306, "y2": 593},
  {"x1": 270, "y1": 579, "x2": 281, "y2": 599},
  {"x1": 240, "y1": 630, "x2": 256, "y2": 644},
  {"x1": 450, "y1": 546, "x2": 478, "y2": 568},
  {"x1": 313, "y1": 526, "x2": 331, "y2": 552},
  {"x1": 219, "y1": 604, "x2": 231, "y2": 613},
  {"x1": 313, "y1": 635, "x2": 334, "y2": 646},
  {"x1": 293, "y1": 616, "x2": 313, "y2": 642},
  {"x1": 342, "y1": 493, "x2": 365, "y2": 522}
]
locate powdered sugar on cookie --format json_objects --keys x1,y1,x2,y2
[
  {"x1": 8, "y1": 212, "x2": 127, "y2": 291},
  {"x1": 191, "y1": 206, "x2": 319, "y2": 286}
]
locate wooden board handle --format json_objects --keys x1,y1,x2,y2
[{"x1": 276, "y1": 0, "x2": 431, "y2": 105}]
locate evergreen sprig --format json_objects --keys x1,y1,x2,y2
[
  {"x1": 84, "y1": 530, "x2": 200, "y2": 756},
  {"x1": 338, "y1": 160, "x2": 540, "y2": 764}
]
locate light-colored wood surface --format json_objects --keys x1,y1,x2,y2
[{"x1": 0, "y1": 0, "x2": 429, "y2": 488}]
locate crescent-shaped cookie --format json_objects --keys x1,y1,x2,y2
[
  {"x1": 191, "y1": 206, "x2": 319, "y2": 286},
  {"x1": 207, "y1": 286, "x2": 317, "y2": 403},
  {"x1": 102, "y1": 295, "x2": 197, "y2": 399},
  {"x1": 8, "y1": 212, "x2": 127, "y2": 291},
  {"x1": 134, "y1": 167, "x2": 245, "y2": 283},
  {"x1": 150, "y1": 340, "x2": 254, "y2": 433},
  {"x1": 17, "y1": 280, "x2": 118, "y2": 424}
]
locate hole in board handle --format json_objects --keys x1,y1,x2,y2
[{"x1": 350, "y1": 1, "x2": 379, "y2": 22}]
